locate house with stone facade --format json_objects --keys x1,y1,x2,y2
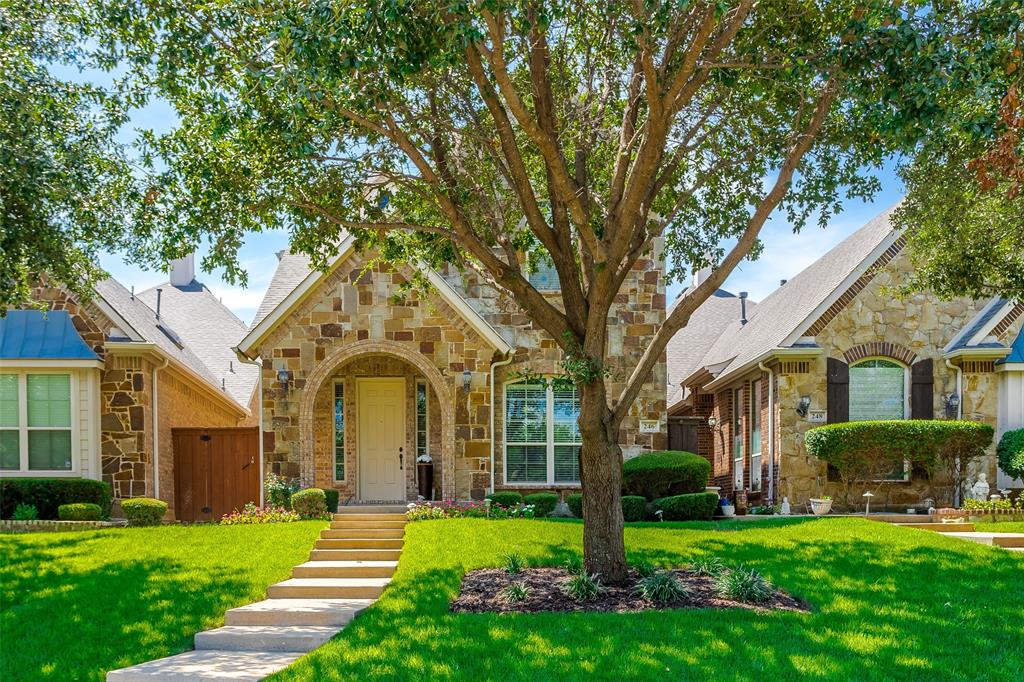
[
  {"x1": 0, "y1": 256, "x2": 256, "y2": 517},
  {"x1": 234, "y1": 235, "x2": 666, "y2": 503},
  {"x1": 667, "y1": 206, "x2": 1024, "y2": 509}
]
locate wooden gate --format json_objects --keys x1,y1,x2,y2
[{"x1": 173, "y1": 427, "x2": 259, "y2": 522}]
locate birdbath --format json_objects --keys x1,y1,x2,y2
[{"x1": 863, "y1": 491, "x2": 875, "y2": 516}]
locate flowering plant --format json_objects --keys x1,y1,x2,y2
[
  {"x1": 264, "y1": 473, "x2": 300, "y2": 509},
  {"x1": 220, "y1": 502, "x2": 301, "y2": 525},
  {"x1": 405, "y1": 499, "x2": 536, "y2": 521},
  {"x1": 963, "y1": 497, "x2": 1023, "y2": 512}
]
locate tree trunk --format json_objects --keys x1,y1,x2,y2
[{"x1": 578, "y1": 380, "x2": 629, "y2": 585}]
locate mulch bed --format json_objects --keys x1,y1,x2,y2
[{"x1": 450, "y1": 567, "x2": 810, "y2": 615}]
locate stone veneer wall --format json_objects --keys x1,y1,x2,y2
[{"x1": 257, "y1": 248, "x2": 667, "y2": 501}]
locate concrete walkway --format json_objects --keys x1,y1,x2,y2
[
  {"x1": 107, "y1": 505, "x2": 408, "y2": 681},
  {"x1": 869, "y1": 514, "x2": 1024, "y2": 553}
]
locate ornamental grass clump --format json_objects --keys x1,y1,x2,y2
[
  {"x1": 503, "y1": 552, "x2": 525, "y2": 574},
  {"x1": 562, "y1": 555, "x2": 585, "y2": 576},
  {"x1": 561, "y1": 572, "x2": 606, "y2": 601},
  {"x1": 633, "y1": 571, "x2": 690, "y2": 604},
  {"x1": 632, "y1": 560, "x2": 658, "y2": 578},
  {"x1": 500, "y1": 582, "x2": 531, "y2": 604},
  {"x1": 714, "y1": 565, "x2": 773, "y2": 604},
  {"x1": 691, "y1": 556, "x2": 727, "y2": 577}
]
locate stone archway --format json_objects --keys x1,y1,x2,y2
[{"x1": 299, "y1": 339, "x2": 456, "y2": 500}]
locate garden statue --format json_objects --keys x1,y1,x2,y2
[
  {"x1": 969, "y1": 473, "x2": 990, "y2": 502},
  {"x1": 780, "y1": 497, "x2": 791, "y2": 515}
]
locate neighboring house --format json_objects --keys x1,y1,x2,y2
[
  {"x1": 0, "y1": 257, "x2": 257, "y2": 517},
  {"x1": 235, "y1": 236, "x2": 667, "y2": 502},
  {"x1": 668, "y1": 206, "x2": 1024, "y2": 507}
]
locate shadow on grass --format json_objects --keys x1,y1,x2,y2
[{"x1": 274, "y1": 517, "x2": 1023, "y2": 682}]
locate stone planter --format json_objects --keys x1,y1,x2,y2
[{"x1": 810, "y1": 498, "x2": 833, "y2": 515}]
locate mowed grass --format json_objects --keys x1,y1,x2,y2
[
  {"x1": 973, "y1": 521, "x2": 1024, "y2": 533},
  {"x1": 1, "y1": 522, "x2": 325, "y2": 681},
  {"x1": 274, "y1": 517, "x2": 1023, "y2": 682}
]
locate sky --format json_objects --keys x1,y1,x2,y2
[{"x1": 98, "y1": 98, "x2": 907, "y2": 326}]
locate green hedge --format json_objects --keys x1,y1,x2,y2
[
  {"x1": 805, "y1": 420, "x2": 993, "y2": 479},
  {"x1": 320, "y1": 488, "x2": 340, "y2": 513},
  {"x1": 621, "y1": 495, "x2": 647, "y2": 522},
  {"x1": 654, "y1": 492, "x2": 719, "y2": 521},
  {"x1": 622, "y1": 451, "x2": 710, "y2": 500},
  {"x1": 566, "y1": 493, "x2": 583, "y2": 518},
  {"x1": 523, "y1": 492, "x2": 558, "y2": 517},
  {"x1": 997, "y1": 428, "x2": 1024, "y2": 481},
  {"x1": 0, "y1": 478, "x2": 112, "y2": 520},
  {"x1": 58, "y1": 503, "x2": 102, "y2": 521},
  {"x1": 291, "y1": 488, "x2": 328, "y2": 519},
  {"x1": 486, "y1": 491, "x2": 523, "y2": 508},
  {"x1": 121, "y1": 498, "x2": 168, "y2": 526}
]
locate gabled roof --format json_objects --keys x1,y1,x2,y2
[
  {"x1": 666, "y1": 288, "x2": 752, "y2": 410},
  {"x1": 687, "y1": 205, "x2": 900, "y2": 389},
  {"x1": 239, "y1": 236, "x2": 513, "y2": 357},
  {"x1": 137, "y1": 280, "x2": 258, "y2": 405},
  {"x1": 0, "y1": 310, "x2": 99, "y2": 361},
  {"x1": 1004, "y1": 327, "x2": 1024, "y2": 365}
]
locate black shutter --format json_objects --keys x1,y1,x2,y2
[
  {"x1": 826, "y1": 358, "x2": 849, "y2": 424},
  {"x1": 911, "y1": 359, "x2": 934, "y2": 419}
]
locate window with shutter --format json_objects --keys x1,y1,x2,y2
[{"x1": 849, "y1": 358, "x2": 909, "y2": 480}]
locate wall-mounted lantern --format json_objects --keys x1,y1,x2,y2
[
  {"x1": 462, "y1": 368, "x2": 473, "y2": 392},
  {"x1": 277, "y1": 368, "x2": 291, "y2": 392},
  {"x1": 943, "y1": 392, "x2": 960, "y2": 419},
  {"x1": 796, "y1": 395, "x2": 811, "y2": 417}
]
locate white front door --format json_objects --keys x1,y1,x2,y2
[{"x1": 357, "y1": 378, "x2": 406, "y2": 501}]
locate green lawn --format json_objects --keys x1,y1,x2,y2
[
  {"x1": 275, "y1": 517, "x2": 1022, "y2": 681},
  {"x1": 974, "y1": 521, "x2": 1024, "y2": 533},
  {"x1": 1, "y1": 522, "x2": 325, "y2": 681}
]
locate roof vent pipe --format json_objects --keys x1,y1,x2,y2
[
  {"x1": 739, "y1": 291, "x2": 749, "y2": 325},
  {"x1": 780, "y1": 279, "x2": 787, "y2": 286},
  {"x1": 155, "y1": 288, "x2": 162, "y2": 320}
]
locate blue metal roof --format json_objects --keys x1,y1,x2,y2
[
  {"x1": 1002, "y1": 327, "x2": 1024, "y2": 364},
  {"x1": 0, "y1": 310, "x2": 99, "y2": 360}
]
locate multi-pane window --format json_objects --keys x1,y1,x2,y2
[
  {"x1": 505, "y1": 381, "x2": 581, "y2": 485},
  {"x1": 0, "y1": 373, "x2": 73, "y2": 472},
  {"x1": 732, "y1": 387, "x2": 744, "y2": 490},
  {"x1": 416, "y1": 381, "x2": 428, "y2": 460},
  {"x1": 850, "y1": 359, "x2": 908, "y2": 480},
  {"x1": 749, "y1": 380, "x2": 762, "y2": 492},
  {"x1": 333, "y1": 381, "x2": 345, "y2": 481}
]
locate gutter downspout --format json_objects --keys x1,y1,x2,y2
[
  {"x1": 945, "y1": 358, "x2": 964, "y2": 505},
  {"x1": 152, "y1": 356, "x2": 170, "y2": 500},
  {"x1": 490, "y1": 352, "x2": 516, "y2": 495},
  {"x1": 758, "y1": 361, "x2": 776, "y2": 505},
  {"x1": 236, "y1": 350, "x2": 266, "y2": 506}
]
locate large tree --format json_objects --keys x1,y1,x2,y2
[{"x1": 88, "y1": 0, "x2": 1014, "y2": 581}]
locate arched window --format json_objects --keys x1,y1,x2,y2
[{"x1": 849, "y1": 358, "x2": 908, "y2": 421}]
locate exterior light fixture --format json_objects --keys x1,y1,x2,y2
[
  {"x1": 277, "y1": 368, "x2": 290, "y2": 392},
  {"x1": 862, "y1": 490, "x2": 875, "y2": 517},
  {"x1": 943, "y1": 393, "x2": 961, "y2": 419},
  {"x1": 796, "y1": 395, "x2": 811, "y2": 417},
  {"x1": 462, "y1": 368, "x2": 473, "y2": 391},
  {"x1": 707, "y1": 415, "x2": 718, "y2": 430}
]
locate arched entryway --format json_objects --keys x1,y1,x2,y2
[{"x1": 299, "y1": 339, "x2": 456, "y2": 500}]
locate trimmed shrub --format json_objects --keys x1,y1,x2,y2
[
  {"x1": 0, "y1": 478, "x2": 112, "y2": 519},
  {"x1": 566, "y1": 493, "x2": 583, "y2": 518},
  {"x1": 58, "y1": 503, "x2": 102, "y2": 521},
  {"x1": 523, "y1": 492, "x2": 558, "y2": 517},
  {"x1": 121, "y1": 497, "x2": 168, "y2": 526},
  {"x1": 291, "y1": 488, "x2": 328, "y2": 519},
  {"x1": 654, "y1": 492, "x2": 719, "y2": 521},
  {"x1": 486, "y1": 491, "x2": 523, "y2": 508},
  {"x1": 621, "y1": 495, "x2": 647, "y2": 522},
  {"x1": 622, "y1": 451, "x2": 711, "y2": 500},
  {"x1": 320, "y1": 488, "x2": 340, "y2": 512},
  {"x1": 997, "y1": 428, "x2": 1024, "y2": 481}
]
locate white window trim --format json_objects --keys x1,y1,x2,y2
[
  {"x1": 502, "y1": 379, "x2": 581, "y2": 487},
  {"x1": 750, "y1": 380, "x2": 762, "y2": 492},
  {"x1": 415, "y1": 379, "x2": 429, "y2": 461},
  {"x1": 0, "y1": 369, "x2": 79, "y2": 476},
  {"x1": 849, "y1": 357, "x2": 911, "y2": 482},
  {"x1": 332, "y1": 379, "x2": 346, "y2": 483},
  {"x1": 733, "y1": 387, "x2": 744, "y2": 490}
]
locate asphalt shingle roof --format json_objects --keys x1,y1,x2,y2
[
  {"x1": 0, "y1": 310, "x2": 99, "y2": 360},
  {"x1": 251, "y1": 251, "x2": 314, "y2": 328}
]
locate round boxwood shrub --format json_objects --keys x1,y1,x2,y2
[
  {"x1": 566, "y1": 493, "x2": 583, "y2": 518},
  {"x1": 319, "y1": 488, "x2": 340, "y2": 513},
  {"x1": 0, "y1": 478, "x2": 112, "y2": 519},
  {"x1": 523, "y1": 492, "x2": 558, "y2": 517},
  {"x1": 997, "y1": 428, "x2": 1024, "y2": 481},
  {"x1": 291, "y1": 488, "x2": 328, "y2": 519},
  {"x1": 486, "y1": 491, "x2": 523, "y2": 508},
  {"x1": 121, "y1": 497, "x2": 168, "y2": 526},
  {"x1": 622, "y1": 451, "x2": 711, "y2": 500},
  {"x1": 654, "y1": 492, "x2": 719, "y2": 521},
  {"x1": 58, "y1": 503, "x2": 102, "y2": 521},
  {"x1": 621, "y1": 495, "x2": 647, "y2": 522}
]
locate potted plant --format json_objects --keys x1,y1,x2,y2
[
  {"x1": 719, "y1": 496, "x2": 736, "y2": 517},
  {"x1": 809, "y1": 496, "x2": 832, "y2": 515}
]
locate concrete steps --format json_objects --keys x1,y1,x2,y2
[
  {"x1": 225, "y1": 599, "x2": 373, "y2": 626},
  {"x1": 893, "y1": 522, "x2": 976, "y2": 532},
  {"x1": 292, "y1": 560, "x2": 398, "y2": 578},
  {"x1": 107, "y1": 502, "x2": 408, "y2": 681},
  {"x1": 942, "y1": 532, "x2": 1024, "y2": 548}
]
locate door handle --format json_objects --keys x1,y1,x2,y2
[{"x1": 399, "y1": 447, "x2": 404, "y2": 470}]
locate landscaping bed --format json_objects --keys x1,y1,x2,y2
[{"x1": 451, "y1": 566, "x2": 808, "y2": 614}]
